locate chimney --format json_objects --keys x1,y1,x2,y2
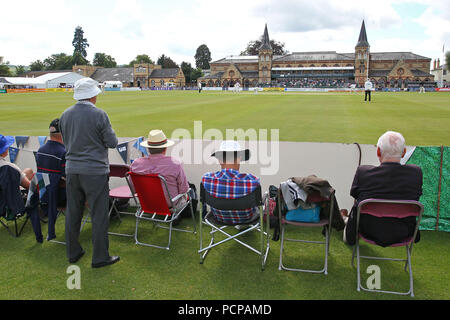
[{"x1": 438, "y1": 59, "x2": 440, "y2": 68}]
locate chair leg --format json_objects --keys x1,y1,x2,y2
[
  {"x1": 278, "y1": 225, "x2": 285, "y2": 271},
  {"x1": 324, "y1": 227, "x2": 329, "y2": 275},
  {"x1": 356, "y1": 241, "x2": 361, "y2": 292},
  {"x1": 406, "y1": 246, "x2": 414, "y2": 297}
]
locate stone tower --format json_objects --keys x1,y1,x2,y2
[
  {"x1": 258, "y1": 24, "x2": 273, "y2": 84},
  {"x1": 355, "y1": 20, "x2": 370, "y2": 86}
]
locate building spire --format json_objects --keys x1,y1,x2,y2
[
  {"x1": 259, "y1": 24, "x2": 273, "y2": 51},
  {"x1": 356, "y1": 20, "x2": 370, "y2": 47}
]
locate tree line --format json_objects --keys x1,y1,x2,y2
[{"x1": 1, "y1": 26, "x2": 291, "y2": 79}]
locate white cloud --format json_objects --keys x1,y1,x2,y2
[{"x1": 1, "y1": 0, "x2": 446, "y2": 67}]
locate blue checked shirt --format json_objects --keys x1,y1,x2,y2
[{"x1": 202, "y1": 169, "x2": 260, "y2": 224}]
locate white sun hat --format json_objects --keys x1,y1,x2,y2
[
  {"x1": 212, "y1": 141, "x2": 251, "y2": 162},
  {"x1": 140, "y1": 129, "x2": 175, "y2": 149},
  {"x1": 73, "y1": 78, "x2": 102, "y2": 101}
]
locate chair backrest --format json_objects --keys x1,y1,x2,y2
[
  {"x1": 109, "y1": 164, "x2": 131, "y2": 178},
  {"x1": 306, "y1": 191, "x2": 332, "y2": 203},
  {"x1": 358, "y1": 199, "x2": 424, "y2": 219},
  {"x1": 128, "y1": 172, "x2": 172, "y2": 216},
  {"x1": 200, "y1": 183, "x2": 262, "y2": 211},
  {"x1": 0, "y1": 165, "x2": 26, "y2": 218}
]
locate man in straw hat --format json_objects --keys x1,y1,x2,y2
[
  {"x1": 202, "y1": 141, "x2": 260, "y2": 225},
  {"x1": 131, "y1": 130, "x2": 190, "y2": 221},
  {"x1": 60, "y1": 77, "x2": 120, "y2": 268}
]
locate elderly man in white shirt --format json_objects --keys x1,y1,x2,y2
[{"x1": 364, "y1": 78, "x2": 373, "y2": 102}]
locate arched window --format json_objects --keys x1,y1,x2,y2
[
  {"x1": 229, "y1": 70, "x2": 235, "y2": 78},
  {"x1": 160, "y1": 80, "x2": 164, "y2": 86}
]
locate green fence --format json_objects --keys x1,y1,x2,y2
[
  {"x1": 0, "y1": 89, "x2": 7, "y2": 94},
  {"x1": 407, "y1": 146, "x2": 449, "y2": 232}
]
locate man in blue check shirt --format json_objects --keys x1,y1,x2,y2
[{"x1": 202, "y1": 141, "x2": 260, "y2": 225}]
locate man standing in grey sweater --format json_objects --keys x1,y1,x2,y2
[{"x1": 60, "y1": 78, "x2": 120, "y2": 268}]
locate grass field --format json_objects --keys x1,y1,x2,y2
[
  {"x1": 0, "y1": 90, "x2": 449, "y2": 301},
  {"x1": 0, "y1": 90, "x2": 449, "y2": 146}
]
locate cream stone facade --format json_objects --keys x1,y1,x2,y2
[{"x1": 200, "y1": 21, "x2": 434, "y2": 89}]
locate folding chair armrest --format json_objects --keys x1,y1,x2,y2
[{"x1": 171, "y1": 188, "x2": 191, "y2": 204}]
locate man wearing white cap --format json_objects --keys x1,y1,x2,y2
[
  {"x1": 131, "y1": 130, "x2": 190, "y2": 221},
  {"x1": 60, "y1": 77, "x2": 120, "y2": 268},
  {"x1": 202, "y1": 141, "x2": 260, "y2": 225}
]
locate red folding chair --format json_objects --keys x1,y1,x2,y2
[
  {"x1": 278, "y1": 189, "x2": 335, "y2": 275},
  {"x1": 352, "y1": 199, "x2": 424, "y2": 297},
  {"x1": 128, "y1": 172, "x2": 196, "y2": 250}
]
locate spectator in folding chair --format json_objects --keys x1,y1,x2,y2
[
  {"x1": 1, "y1": 134, "x2": 40, "y2": 241},
  {"x1": 201, "y1": 141, "x2": 260, "y2": 226},
  {"x1": 35, "y1": 119, "x2": 67, "y2": 241},
  {"x1": 342, "y1": 131, "x2": 423, "y2": 247},
  {"x1": 131, "y1": 129, "x2": 194, "y2": 225},
  {"x1": 0, "y1": 134, "x2": 34, "y2": 190}
]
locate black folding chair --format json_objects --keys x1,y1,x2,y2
[
  {"x1": 0, "y1": 166, "x2": 30, "y2": 238},
  {"x1": 198, "y1": 184, "x2": 270, "y2": 271}
]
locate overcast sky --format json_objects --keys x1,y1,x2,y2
[{"x1": 1, "y1": 0, "x2": 449, "y2": 67}]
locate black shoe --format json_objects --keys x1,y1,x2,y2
[
  {"x1": 69, "y1": 250, "x2": 85, "y2": 264},
  {"x1": 92, "y1": 256, "x2": 120, "y2": 269}
]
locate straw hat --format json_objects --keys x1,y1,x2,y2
[{"x1": 140, "y1": 130, "x2": 175, "y2": 149}]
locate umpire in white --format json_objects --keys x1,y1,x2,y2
[{"x1": 60, "y1": 78, "x2": 120, "y2": 268}]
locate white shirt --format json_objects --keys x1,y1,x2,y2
[{"x1": 365, "y1": 81, "x2": 373, "y2": 91}]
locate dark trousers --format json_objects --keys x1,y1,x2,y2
[
  {"x1": 65, "y1": 174, "x2": 110, "y2": 264},
  {"x1": 365, "y1": 90, "x2": 371, "y2": 101}
]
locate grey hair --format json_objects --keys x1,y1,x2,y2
[{"x1": 377, "y1": 131, "x2": 406, "y2": 159}]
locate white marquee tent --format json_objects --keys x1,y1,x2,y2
[{"x1": 0, "y1": 72, "x2": 85, "y2": 89}]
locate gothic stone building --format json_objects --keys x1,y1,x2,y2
[
  {"x1": 74, "y1": 64, "x2": 185, "y2": 88},
  {"x1": 200, "y1": 21, "x2": 433, "y2": 88}
]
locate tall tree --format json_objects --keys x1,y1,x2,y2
[
  {"x1": 15, "y1": 65, "x2": 26, "y2": 76},
  {"x1": 30, "y1": 60, "x2": 46, "y2": 71},
  {"x1": 0, "y1": 61, "x2": 11, "y2": 77},
  {"x1": 195, "y1": 44, "x2": 212, "y2": 70},
  {"x1": 72, "y1": 52, "x2": 89, "y2": 66},
  {"x1": 240, "y1": 37, "x2": 289, "y2": 56},
  {"x1": 157, "y1": 54, "x2": 179, "y2": 68},
  {"x1": 44, "y1": 53, "x2": 74, "y2": 70},
  {"x1": 128, "y1": 54, "x2": 154, "y2": 66},
  {"x1": 72, "y1": 26, "x2": 89, "y2": 58},
  {"x1": 93, "y1": 53, "x2": 117, "y2": 68}
]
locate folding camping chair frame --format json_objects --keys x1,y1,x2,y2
[
  {"x1": 106, "y1": 164, "x2": 136, "y2": 238},
  {"x1": 278, "y1": 188, "x2": 335, "y2": 275},
  {"x1": 0, "y1": 211, "x2": 29, "y2": 238},
  {"x1": 352, "y1": 199, "x2": 424, "y2": 297},
  {"x1": 198, "y1": 184, "x2": 270, "y2": 271},
  {"x1": 129, "y1": 172, "x2": 197, "y2": 251}
]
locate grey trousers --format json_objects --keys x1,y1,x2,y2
[{"x1": 65, "y1": 174, "x2": 111, "y2": 264}]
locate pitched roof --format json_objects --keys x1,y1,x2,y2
[
  {"x1": 356, "y1": 20, "x2": 370, "y2": 47},
  {"x1": 149, "y1": 68, "x2": 180, "y2": 78},
  {"x1": 370, "y1": 52, "x2": 430, "y2": 61},
  {"x1": 91, "y1": 67, "x2": 134, "y2": 83},
  {"x1": 274, "y1": 51, "x2": 354, "y2": 62},
  {"x1": 259, "y1": 24, "x2": 272, "y2": 51}
]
